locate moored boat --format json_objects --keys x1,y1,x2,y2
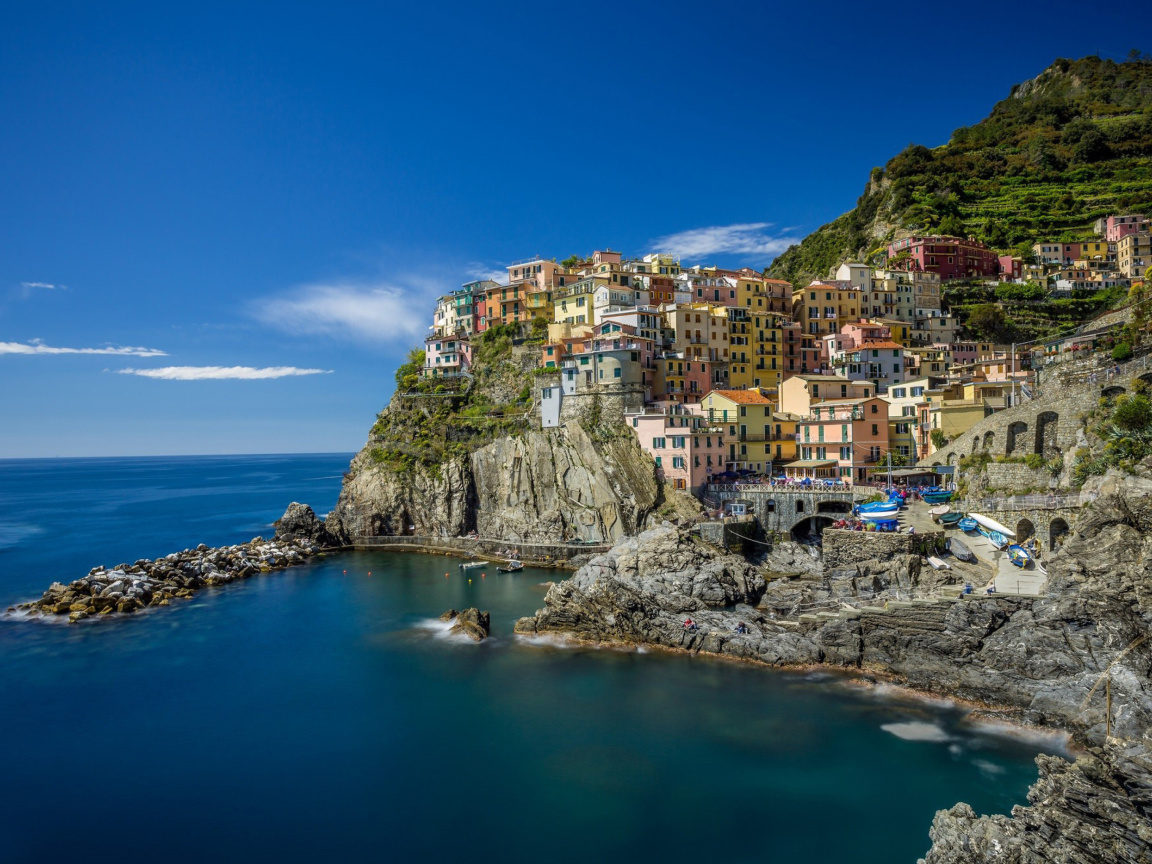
[
  {"x1": 497, "y1": 560, "x2": 523, "y2": 573},
  {"x1": 459, "y1": 561, "x2": 486, "y2": 570}
]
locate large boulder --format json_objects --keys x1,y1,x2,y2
[{"x1": 274, "y1": 503, "x2": 336, "y2": 546}]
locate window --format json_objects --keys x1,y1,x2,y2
[
  {"x1": 652, "y1": 437, "x2": 666, "y2": 449},
  {"x1": 871, "y1": 424, "x2": 878, "y2": 435},
  {"x1": 672, "y1": 456, "x2": 685, "y2": 469},
  {"x1": 841, "y1": 424, "x2": 849, "y2": 441},
  {"x1": 912, "y1": 386, "x2": 924, "y2": 396},
  {"x1": 840, "y1": 445, "x2": 851, "y2": 459},
  {"x1": 613, "y1": 367, "x2": 621, "y2": 378},
  {"x1": 892, "y1": 387, "x2": 905, "y2": 398},
  {"x1": 871, "y1": 404, "x2": 878, "y2": 413}
]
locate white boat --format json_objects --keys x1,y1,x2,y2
[
  {"x1": 927, "y1": 556, "x2": 952, "y2": 570},
  {"x1": 498, "y1": 560, "x2": 523, "y2": 573},
  {"x1": 968, "y1": 513, "x2": 1015, "y2": 537},
  {"x1": 459, "y1": 561, "x2": 486, "y2": 570},
  {"x1": 928, "y1": 504, "x2": 951, "y2": 516},
  {"x1": 860, "y1": 508, "x2": 899, "y2": 520}
]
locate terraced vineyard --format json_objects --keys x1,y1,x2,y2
[{"x1": 768, "y1": 56, "x2": 1152, "y2": 287}]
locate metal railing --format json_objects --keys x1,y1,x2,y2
[{"x1": 958, "y1": 491, "x2": 1099, "y2": 512}]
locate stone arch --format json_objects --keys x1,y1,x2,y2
[
  {"x1": 790, "y1": 515, "x2": 835, "y2": 543},
  {"x1": 1016, "y1": 518, "x2": 1035, "y2": 543},
  {"x1": 818, "y1": 500, "x2": 852, "y2": 514},
  {"x1": 1102, "y1": 385, "x2": 1126, "y2": 399},
  {"x1": 1035, "y1": 411, "x2": 1059, "y2": 456},
  {"x1": 1049, "y1": 517, "x2": 1070, "y2": 551},
  {"x1": 973, "y1": 436, "x2": 980, "y2": 452},
  {"x1": 795, "y1": 499, "x2": 805, "y2": 514},
  {"x1": 946, "y1": 452, "x2": 957, "y2": 466},
  {"x1": 1006, "y1": 421, "x2": 1028, "y2": 456},
  {"x1": 930, "y1": 461, "x2": 942, "y2": 467},
  {"x1": 983, "y1": 430, "x2": 995, "y2": 452}
]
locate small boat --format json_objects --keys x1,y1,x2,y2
[
  {"x1": 859, "y1": 506, "x2": 899, "y2": 519},
  {"x1": 929, "y1": 504, "x2": 951, "y2": 516},
  {"x1": 459, "y1": 561, "x2": 486, "y2": 570},
  {"x1": 939, "y1": 511, "x2": 964, "y2": 527},
  {"x1": 497, "y1": 560, "x2": 523, "y2": 573},
  {"x1": 958, "y1": 517, "x2": 978, "y2": 532},
  {"x1": 1007, "y1": 544, "x2": 1032, "y2": 568},
  {"x1": 969, "y1": 513, "x2": 1015, "y2": 538},
  {"x1": 927, "y1": 556, "x2": 951, "y2": 570},
  {"x1": 922, "y1": 490, "x2": 953, "y2": 504},
  {"x1": 859, "y1": 498, "x2": 901, "y2": 512},
  {"x1": 948, "y1": 537, "x2": 976, "y2": 562},
  {"x1": 982, "y1": 529, "x2": 1009, "y2": 550}
]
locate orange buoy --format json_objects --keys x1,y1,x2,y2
[
  {"x1": 481, "y1": 573, "x2": 485, "y2": 579},
  {"x1": 367, "y1": 572, "x2": 372, "y2": 576}
]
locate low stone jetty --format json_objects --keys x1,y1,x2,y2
[{"x1": 9, "y1": 502, "x2": 336, "y2": 623}]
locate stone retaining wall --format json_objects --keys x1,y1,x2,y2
[
  {"x1": 821, "y1": 528, "x2": 945, "y2": 568},
  {"x1": 352, "y1": 535, "x2": 607, "y2": 566}
]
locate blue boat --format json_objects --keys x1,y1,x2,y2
[
  {"x1": 958, "y1": 517, "x2": 978, "y2": 532},
  {"x1": 921, "y1": 490, "x2": 953, "y2": 504},
  {"x1": 980, "y1": 528, "x2": 1008, "y2": 549},
  {"x1": 1007, "y1": 544, "x2": 1032, "y2": 568}
]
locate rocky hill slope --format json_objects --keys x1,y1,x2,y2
[{"x1": 768, "y1": 56, "x2": 1152, "y2": 286}]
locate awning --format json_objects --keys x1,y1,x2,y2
[{"x1": 783, "y1": 459, "x2": 838, "y2": 468}]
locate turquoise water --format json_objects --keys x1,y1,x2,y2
[{"x1": 0, "y1": 456, "x2": 1063, "y2": 863}]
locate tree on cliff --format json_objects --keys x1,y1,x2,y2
[{"x1": 394, "y1": 347, "x2": 424, "y2": 392}]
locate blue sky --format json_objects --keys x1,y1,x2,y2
[{"x1": 0, "y1": 1, "x2": 1142, "y2": 456}]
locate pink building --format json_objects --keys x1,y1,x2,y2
[
  {"x1": 821, "y1": 322, "x2": 890, "y2": 363},
  {"x1": 626, "y1": 405, "x2": 727, "y2": 494},
  {"x1": 1106, "y1": 215, "x2": 1148, "y2": 243},
  {"x1": 887, "y1": 235, "x2": 999, "y2": 281},
  {"x1": 423, "y1": 334, "x2": 472, "y2": 378},
  {"x1": 998, "y1": 255, "x2": 1022, "y2": 281},
  {"x1": 795, "y1": 396, "x2": 890, "y2": 484},
  {"x1": 654, "y1": 353, "x2": 724, "y2": 403}
]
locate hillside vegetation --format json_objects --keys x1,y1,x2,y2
[{"x1": 768, "y1": 56, "x2": 1152, "y2": 286}]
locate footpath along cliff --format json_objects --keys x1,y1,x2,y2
[{"x1": 514, "y1": 470, "x2": 1152, "y2": 863}]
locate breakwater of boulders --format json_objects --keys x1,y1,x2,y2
[{"x1": 7, "y1": 503, "x2": 337, "y2": 624}]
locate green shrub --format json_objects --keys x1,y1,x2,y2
[
  {"x1": 1112, "y1": 342, "x2": 1134, "y2": 362},
  {"x1": 1024, "y1": 453, "x2": 1046, "y2": 470}
]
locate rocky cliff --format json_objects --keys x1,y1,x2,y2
[
  {"x1": 515, "y1": 470, "x2": 1152, "y2": 862},
  {"x1": 326, "y1": 414, "x2": 661, "y2": 545}
]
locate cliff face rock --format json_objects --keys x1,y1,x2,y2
[{"x1": 327, "y1": 424, "x2": 660, "y2": 544}]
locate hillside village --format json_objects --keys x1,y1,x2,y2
[{"x1": 415, "y1": 214, "x2": 1150, "y2": 496}]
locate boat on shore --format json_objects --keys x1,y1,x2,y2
[
  {"x1": 1007, "y1": 544, "x2": 1032, "y2": 568},
  {"x1": 939, "y1": 511, "x2": 964, "y2": 527},
  {"x1": 922, "y1": 490, "x2": 953, "y2": 504},
  {"x1": 948, "y1": 537, "x2": 976, "y2": 562},
  {"x1": 969, "y1": 513, "x2": 1015, "y2": 538},
  {"x1": 958, "y1": 517, "x2": 978, "y2": 532},
  {"x1": 982, "y1": 529, "x2": 1009, "y2": 549}
]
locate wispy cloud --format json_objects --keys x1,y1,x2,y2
[
  {"x1": 21, "y1": 281, "x2": 64, "y2": 290},
  {"x1": 464, "y1": 262, "x2": 508, "y2": 284},
  {"x1": 0, "y1": 340, "x2": 167, "y2": 357},
  {"x1": 253, "y1": 282, "x2": 433, "y2": 343},
  {"x1": 650, "y1": 223, "x2": 801, "y2": 261},
  {"x1": 117, "y1": 366, "x2": 332, "y2": 380}
]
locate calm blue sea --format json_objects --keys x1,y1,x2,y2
[{"x1": 0, "y1": 455, "x2": 1064, "y2": 863}]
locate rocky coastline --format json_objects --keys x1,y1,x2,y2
[
  {"x1": 7, "y1": 502, "x2": 337, "y2": 623},
  {"x1": 514, "y1": 471, "x2": 1152, "y2": 863}
]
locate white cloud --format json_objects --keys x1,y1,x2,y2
[
  {"x1": 464, "y1": 262, "x2": 509, "y2": 284},
  {"x1": 0, "y1": 340, "x2": 167, "y2": 357},
  {"x1": 21, "y1": 281, "x2": 63, "y2": 290},
  {"x1": 650, "y1": 222, "x2": 802, "y2": 261},
  {"x1": 117, "y1": 366, "x2": 332, "y2": 380},
  {"x1": 253, "y1": 282, "x2": 433, "y2": 343}
]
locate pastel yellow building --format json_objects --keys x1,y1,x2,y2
[
  {"x1": 700, "y1": 389, "x2": 776, "y2": 473},
  {"x1": 793, "y1": 281, "x2": 863, "y2": 337}
]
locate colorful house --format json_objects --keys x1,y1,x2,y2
[
  {"x1": 625, "y1": 405, "x2": 726, "y2": 494},
  {"x1": 795, "y1": 396, "x2": 890, "y2": 483}
]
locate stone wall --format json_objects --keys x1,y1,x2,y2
[{"x1": 983, "y1": 462, "x2": 1052, "y2": 493}]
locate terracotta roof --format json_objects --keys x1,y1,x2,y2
[
  {"x1": 706, "y1": 389, "x2": 774, "y2": 405},
  {"x1": 856, "y1": 340, "x2": 905, "y2": 350}
]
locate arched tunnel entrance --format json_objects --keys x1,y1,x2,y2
[
  {"x1": 791, "y1": 515, "x2": 836, "y2": 543},
  {"x1": 817, "y1": 501, "x2": 852, "y2": 514}
]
